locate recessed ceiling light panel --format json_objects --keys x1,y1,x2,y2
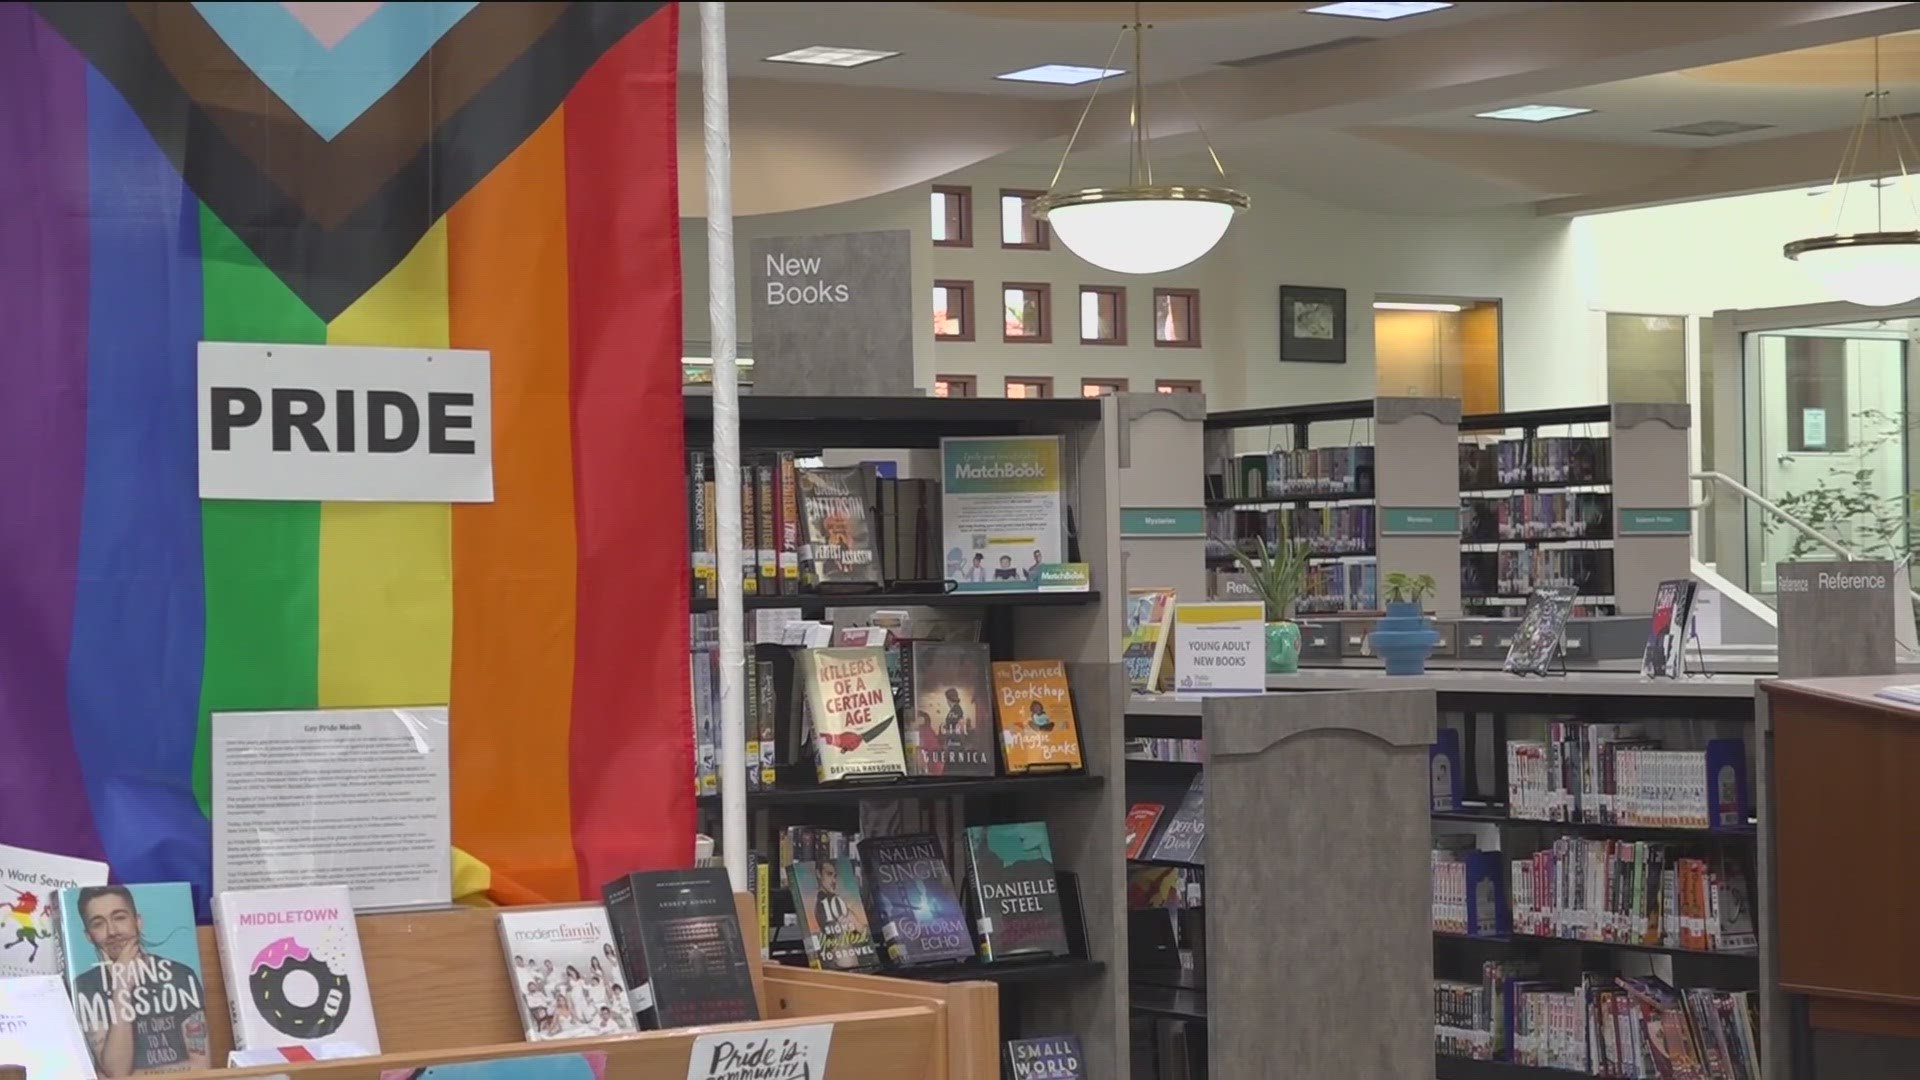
[
  {"x1": 1307, "y1": 2, "x2": 1453, "y2": 19},
  {"x1": 1654, "y1": 120, "x2": 1774, "y2": 138},
  {"x1": 1475, "y1": 104, "x2": 1594, "y2": 123},
  {"x1": 996, "y1": 64, "x2": 1127, "y2": 86},
  {"x1": 763, "y1": 45, "x2": 900, "y2": 68}
]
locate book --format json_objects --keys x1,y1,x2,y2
[
  {"x1": 788, "y1": 856, "x2": 881, "y2": 971},
  {"x1": 212, "y1": 886, "x2": 379, "y2": 1056},
  {"x1": 0, "y1": 974, "x2": 97, "y2": 1079},
  {"x1": 963, "y1": 822, "x2": 1069, "y2": 962},
  {"x1": 1123, "y1": 803, "x2": 1166, "y2": 860},
  {"x1": 1502, "y1": 586, "x2": 1575, "y2": 675},
  {"x1": 1430, "y1": 729, "x2": 1463, "y2": 813},
  {"x1": 859, "y1": 834, "x2": 974, "y2": 967},
  {"x1": 1123, "y1": 588, "x2": 1178, "y2": 693},
  {"x1": 55, "y1": 882, "x2": 211, "y2": 1075},
  {"x1": 496, "y1": 906, "x2": 638, "y2": 1041},
  {"x1": 603, "y1": 868, "x2": 760, "y2": 1029},
  {"x1": 0, "y1": 842, "x2": 108, "y2": 978},
  {"x1": 898, "y1": 641, "x2": 996, "y2": 777},
  {"x1": 797, "y1": 465, "x2": 883, "y2": 591},
  {"x1": 1145, "y1": 775, "x2": 1205, "y2": 865},
  {"x1": 991, "y1": 660, "x2": 1084, "y2": 774},
  {"x1": 799, "y1": 646, "x2": 908, "y2": 783},
  {"x1": 1642, "y1": 578, "x2": 1698, "y2": 678},
  {"x1": 1005, "y1": 1035, "x2": 1086, "y2": 1079}
]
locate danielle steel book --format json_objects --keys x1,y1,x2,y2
[
  {"x1": 496, "y1": 906, "x2": 637, "y2": 1041},
  {"x1": 212, "y1": 886, "x2": 378, "y2": 1057},
  {"x1": 55, "y1": 882, "x2": 210, "y2": 1076},
  {"x1": 899, "y1": 641, "x2": 996, "y2": 777},
  {"x1": 797, "y1": 465, "x2": 883, "y2": 591},
  {"x1": 1005, "y1": 1034, "x2": 1086, "y2": 1079},
  {"x1": 603, "y1": 867, "x2": 759, "y2": 1030},
  {"x1": 0, "y1": 974, "x2": 96, "y2": 1079},
  {"x1": 0, "y1": 841, "x2": 108, "y2": 978},
  {"x1": 859, "y1": 834, "x2": 974, "y2": 967},
  {"x1": 990, "y1": 660, "x2": 1083, "y2": 774},
  {"x1": 963, "y1": 822, "x2": 1069, "y2": 962},
  {"x1": 800, "y1": 646, "x2": 908, "y2": 783},
  {"x1": 788, "y1": 856, "x2": 881, "y2": 971}
]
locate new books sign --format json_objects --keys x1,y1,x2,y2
[{"x1": 750, "y1": 230, "x2": 913, "y2": 395}]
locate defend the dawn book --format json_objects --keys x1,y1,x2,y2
[
  {"x1": 55, "y1": 882, "x2": 210, "y2": 1076},
  {"x1": 788, "y1": 856, "x2": 881, "y2": 971},
  {"x1": 859, "y1": 834, "x2": 974, "y2": 967},
  {"x1": 899, "y1": 641, "x2": 996, "y2": 777},
  {"x1": 603, "y1": 868, "x2": 759, "y2": 1030},
  {"x1": 990, "y1": 660, "x2": 1083, "y2": 774},
  {"x1": 496, "y1": 907, "x2": 638, "y2": 1041},
  {"x1": 211, "y1": 885, "x2": 379, "y2": 1056},
  {"x1": 1005, "y1": 1035, "x2": 1086, "y2": 1080},
  {"x1": 963, "y1": 822, "x2": 1069, "y2": 962},
  {"x1": 800, "y1": 646, "x2": 908, "y2": 783}
]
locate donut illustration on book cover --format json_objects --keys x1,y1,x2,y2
[
  {"x1": 249, "y1": 936, "x2": 352, "y2": 1039},
  {"x1": 212, "y1": 886, "x2": 380, "y2": 1056}
]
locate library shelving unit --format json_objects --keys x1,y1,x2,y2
[{"x1": 683, "y1": 395, "x2": 1133, "y2": 1077}]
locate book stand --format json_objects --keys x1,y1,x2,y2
[
  {"x1": 1644, "y1": 614, "x2": 1711, "y2": 680},
  {"x1": 162, "y1": 894, "x2": 995, "y2": 1080}
]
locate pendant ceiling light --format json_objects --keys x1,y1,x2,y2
[
  {"x1": 1785, "y1": 37, "x2": 1920, "y2": 307},
  {"x1": 1033, "y1": 4, "x2": 1248, "y2": 275}
]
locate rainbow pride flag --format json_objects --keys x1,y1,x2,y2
[{"x1": 0, "y1": 2, "x2": 691, "y2": 906}]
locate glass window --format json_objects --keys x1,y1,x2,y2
[
  {"x1": 1002, "y1": 283, "x2": 1051, "y2": 343},
  {"x1": 934, "y1": 280, "x2": 973, "y2": 341},
  {"x1": 1005, "y1": 377, "x2": 1053, "y2": 399},
  {"x1": 1605, "y1": 312, "x2": 1686, "y2": 404},
  {"x1": 1784, "y1": 336, "x2": 1850, "y2": 452},
  {"x1": 1080, "y1": 286, "x2": 1125, "y2": 345},
  {"x1": 1000, "y1": 190, "x2": 1050, "y2": 249},
  {"x1": 931, "y1": 186, "x2": 971, "y2": 247},
  {"x1": 1156, "y1": 379, "x2": 1202, "y2": 395},
  {"x1": 934, "y1": 374, "x2": 977, "y2": 398},
  {"x1": 1081, "y1": 378, "x2": 1128, "y2": 397},
  {"x1": 1154, "y1": 289, "x2": 1200, "y2": 346}
]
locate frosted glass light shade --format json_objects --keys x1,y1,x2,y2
[
  {"x1": 1038, "y1": 186, "x2": 1248, "y2": 276},
  {"x1": 1786, "y1": 232, "x2": 1920, "y2": 307}
]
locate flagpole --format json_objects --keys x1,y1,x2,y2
[{"x1": 700, "y1": 0, "x2": 747, "y2": 891}]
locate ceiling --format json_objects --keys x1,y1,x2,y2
[{"x1": 678, "y1": 2, "x2": 1920, "y2": 217}]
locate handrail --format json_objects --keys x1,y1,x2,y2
[{"x1": 1691, "y1": 470, "x2": 1920, "y2": 609}]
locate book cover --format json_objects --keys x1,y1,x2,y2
[
  {"x1": 1430, "y1": 729, "x2": 1463, "y2": 813},
  {"x1": 788, "y1": 857, "x2": 881, "y2": 971},
  {"x1": 496, "y1": 907, "x2": 637, "y2": 1041},
  {"x1": 991, "y1": 660, "x2": 1084, "y2": 774},
  {"x1": 0, "y1": 974, "x2": 97, "y2": 1080},
  {"x1": 604, "y1": 868, "x2": 759, "y2": 1029},
  {"x1": 777, "y1": 451, "x2": 801, "y2": 591},
  {"x1": 900, "y1": 641, "x2": 996, "y2": 777},
  {"x1": 859, "y1": 834, "x2": 974, "y2": 967},
  {"x1": 963, "y1": 822, "x2": 1069, "y2": 962},
  {"x1": 1145, "y1": 775, "x2": 1206, "y2": 865},
  {"x1": 755, "y1": 460, "x2": 778, "y2": 594},
  {"x1": 0, "y1": 842, "x2": 108, "y2": 978},
  {"x1": 800, "y1": 646, "x2": 908, "y2": 783},
  {"x1": 740, "y1": 473, "x2": 758, "y2": 595},
  {"x1": 1705, "y1": 738, "x2": 1750, "y2": 830},
  {"x1": 212, "y1": 886, "x2": 379, "y2": 1056},
  {"x1": 1004, "y1": 1035, "x2": 1086, "y2": 1080},
  {"x1": 797, "y1": 466, "x2": 883, "y2": 591},
  {"x1": 55, "y1": 882, "x2": 210, "y2": 1076},
  {"x1": 1123, "y1": 804, "x2": 1166, "y2": 861},
  {"x1": 1641, "y1": 579, "x2": 1698, "y2": 678},
  {"x1": 1503, "y1": 586, "x2": 1575, "y2": 675},
  {"x1": 1123, "y1": 588, "x2": 1178, "y2": 694}
]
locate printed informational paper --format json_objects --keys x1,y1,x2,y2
[
  {"x1": 212, "y1": 707, "x2": 451, "y2": 912},
  {"x1": 686, "y1": 1024, "x2": 834, "y2": 1080},
  {"x1": 1173, "y1": 603, "x2": 1265, "y2": 694},
  {"x1": 940, "y1": 436, "x2": 1074, "y2": 592}
]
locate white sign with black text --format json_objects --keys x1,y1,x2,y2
[
  {"x1": 198, "y1": 341, "x2": 493, "y2": 502},
  {"x1": 1173, "y1": 602, "x2": 1266, "y2": 694},
  {"x1": 686, "y1": 1024, "x2": 834, "y2": 1080}
]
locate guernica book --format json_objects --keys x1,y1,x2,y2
[
  {"x1": 0, "y1": 842, "x2": 108, "y2": 978},
  {"x1": 962, "y1": 821, "x2": 1069, "y2": 962},
  {"x1": 496, "y1": 906, "x2": 637, "y2": 1041},
  {"x1": 0, "y1": 974, "x2": 95, "y2": 1079},
  {"x1": 991, "y1": 660, "x2": 1084, "y2": 774},
  {"x1": 211, "y1": 886, "x2": 379, "y2": 1056},
  {"x1": 797, "y1": 465, "x2": 883, "y2": 592},
  {"x1": 897, "y1": 641, "x2": 996, "y2": 777},
  {"x1": 859, "y1": 834, "x2": 974, "y2": 967},
  {"x1": 799, "y1": 646, "x2": 908, "y2": 783},
  {"x1": 789, "y1": 856, "x2": 882, "y2": 971},
  {"x1": 604, "y1": 867, "x2": 760, "y2": 1030},
  {"x1": 55, "y1": 882, "x2": 210, "y2": 1076}
]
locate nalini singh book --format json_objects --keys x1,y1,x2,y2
[
  {"x1": 800, "y1": 646, "x2": 908, "y2": 783},
  {"x1": 788, "y1": 856, "x2": 881, "y2": 972},
  {"x1": 55, "y1": 882, "x2": 210, "y2": 1076},
  {"x1": 212, "y1": 885, "x2": 379, "y2": 1056},
  {"x1": 496, "y1": 906, "x2": 637, "y2": 1041},
  {"x1": 859, "y1": 834, "x2": 974, "y2": 967},
  {"x1": 898, "y1": 641, "x2": 996, "y2": 777},
  {"x1": 962, "y1": 822, "x2": 1069, "y2": 962}
]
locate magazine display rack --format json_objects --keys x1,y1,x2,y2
[{"x1": 167, "y1": 893, "x2": 996, "y2": 1080}]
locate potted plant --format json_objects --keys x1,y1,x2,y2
[
  {"x1": 1222, "y1": 534, "x2": 1312, "y2": 674},
  {"x1": 1369, "y1": 571, "x2": 1441, "y2": 676}
]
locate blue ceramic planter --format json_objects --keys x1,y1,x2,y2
[{"x1": 1369, "y1": 601, "x2": 1440, "y2": 676}]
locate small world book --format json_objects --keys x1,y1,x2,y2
[
  {"x1": 1004, "y1": 1034, "x2": 1086, "y2": 1080},
  {"x1": 0, "y1": 974, "x2": 96, "y2": 1080},
  {"x1": 212, "y1": 885, "x2": 379, "y2": 1056},
  {"x1": 788, "y1": 856, "x2": 881, "y2": 971},
  {"x1": 962, "y1": 821, "x2": 1069, "y2": 962},
  {"x1": 55, "y1": 882, "x2": 210, "y2": 1076},
  {"x1": 800, "y1": 646, "x2": 908, "y2": 783},
  {"x1": 797, "y1": 465, "x2": 883, "y2": 591},
  {"x1": 859, "y1": 834, "x2": 974, "y2": 967},
  {"x1": 603, "y1": 867, "x2": 759, "y2": 1030},
  {"x1": 0, "y1": 842, "x2": 108, "y2": 979},
  {"x1": 898, "y1": 641, "x2": 996, "y2": 777},
  {"x1": 496, "y1": 906, "x2": 637, "y2": 1041},
  {"x1": 990, "y1": 660, "x2": 1083, "y2": 774}
]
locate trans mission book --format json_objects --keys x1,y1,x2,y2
[
  {"x1": 603, "y1": 867, "x2": 759, "y2": 1030},
  {"x1": 212, "y1": 885, "x2": 379, "y2": 1057},
  {"x1": 55, "y1": 882, "x2": 210, "y2": 1076},
  {"x1": 496, "y1": 906, "x2": 638, "y2": 1041},
  {"x1": 859, "y1": 834, "x2": 974, "y2": 967},
  {"x1": 800, "y1": 646, "x2": 908, "y2": 782},
  {"x1": 963, "y1": 822, "x2": 1070, "y2": 962},
  {"x1": 898, "y1": 641, "x2": 996, "y2": 777},
  {"x1": 991, "y1": 660, "x2": 1084, "y2": 774}
]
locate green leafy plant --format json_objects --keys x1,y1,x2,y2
[
  {"x1": 1218, "y1": 534, "x2": 1311, "y2": 622},
  {"x1": 1766, "y1": 407, "x2": 1915, "y2": 561},
  {"x1": 1384, "y1": 571, "x2": 1437, "y2": 607}
]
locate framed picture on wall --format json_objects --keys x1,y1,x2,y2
[{"x1": 1279, "y1": 285, "x2": 1347, "y2": 364}]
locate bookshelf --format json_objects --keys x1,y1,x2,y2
[{"x1": 684, "y1": 395, "x2": 1131, "y2": 1077}]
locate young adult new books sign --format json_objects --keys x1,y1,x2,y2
[
  {"x1": 1173, "y1": 602, "x2": 1265, "y2": 693},
  {"x1": 940, "y1": 436, "x2": 1084, "y2": 593}
]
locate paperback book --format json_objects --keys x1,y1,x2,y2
[
  {"x1": 1502, "y1": 585, "x2": 1575, "y2": 675},
  {"x1": 797, "y1": 465, "x2": 883, "y2": 591},
  {"x1": 212, "y1": 885, "x2": 379, "y2": 1056},
  {"x1": 1642, "y1": 579, "x2": 1698, "y2": 678},
  {"x1": 1123, "y1": 803, "x2": 1166, "y2": 861},
  {"x1": 991, "y1": 660, "x2": 1084, "y2": 774},
  {"x1": 496, "y1": 907, "x2": 638, "y2": 1041},
  {"x1": 1430, "y1": 729, "x2": 1463, "y2": 813},
  {"x1": 0, "y1": 974, "x2": 96, "y2": 1080},
  {"x1": 788, "y1": 856, "x2": 882, "y2": 971},
  {"x1": 898, "y1": 641, "x2": 996, "y2": 777},
  {"x1": 963, "y1": 822, "x2": 1069, "y2": 962},
  {"x1": 1123, "y1": 588, "x2": 1177, "y2": 693},
  {"x1": 1005, "y1": 1035, "x2": 1086, "y2": 1080},
  {"x1": 0, "y1": 842, "x2": 108, "y2": 978},
  {"x1": 55, "y1": 882, "x2": 210, "y2": 1075},
  {"x1": 603, "y1": 867, "x2": 760, "y2": 1029},
  {"x1": 799, "y1": 646, "x2": 908, "y2": 783},
  {"x1": 1145, "y1": 775, "x2": 1206, "y2": 866},
  {"x1": 859, "y1": 834, "x2": 974, "y2": 967}
]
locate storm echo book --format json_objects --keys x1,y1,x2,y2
[
  {"x1": 212, "y1": 886, "x2": 379, "y2": 1057},
  {"x1": 603, "y1": 867, "x2": 759, "y2": 1030}
]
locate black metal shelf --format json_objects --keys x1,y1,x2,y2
[
  {"x1": 1205, "y1": 399, "x2": 1375, "y2": 430},
  {"x1": 1206, "y1": 492, "x2": 1373, "y2": 508},
  {"x1": 1459, "y1": 405, "x2": 1612, "y2": 434},
  {"x1": 898, "y1": 956, "x2": 1104, "y2": 985},
  {"x1": 1208, "y1": 549, "x2": 1374, "y2": 565},
  {"x1": 690, "y1": 588, "x2": 1099, "y2": 613},
  {"x1": 1131, "y1": 982, "x2": 1208, "y2": 1020},
  {"x1": 685, "y1": 394, "x2": 1100, "y2": 449},
  {"x1": 1128, "y1": 856, "x2": 1205, "y2": 869},
  {"x1": 695, "y1": 771, "x2": 1101, "y2": 808},
  {"x1": 1436, "y1": 1055, "x2": 1587, "y2": 1079},
  {"x1": 1459, "y1": 537, "x2": 1614, "y2": 549},
  {"x1": 1435, "y1": 930, "x2": 1758, "y2": 963},
  {"x1": 1433, "y1": 806, "x2": 1757, "y2": 842},
  {"x1": 1460, "y1": 481, "x2": 1612, "y2": 495}
]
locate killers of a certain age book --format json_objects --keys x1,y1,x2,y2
[
  {"x1": 55, "y1": 883, "x2": 210, "y2": 1076},
  {"x1": 800, "y1": 646, "x2": 908, "y2": 782}
]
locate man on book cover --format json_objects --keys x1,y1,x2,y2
[
  {"x1": 812, "y1": 860, "x2": 861, "y2": 937},
  {"x1": 68, "y1": 886, "x2": 208, "y2": 1076}
]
